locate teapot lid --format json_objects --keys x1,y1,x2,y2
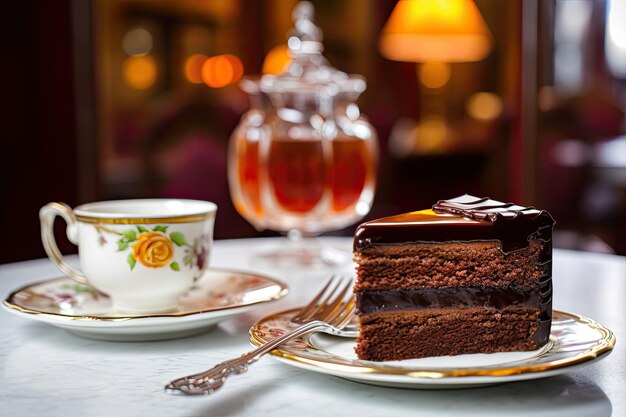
[{"x1": 259, "y1": 1, "x2": 365, "y2": 95}]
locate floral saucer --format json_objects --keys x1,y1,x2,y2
[
  {"x1": 250, "y1": 309, "x2": 615, "y2": 389},
  {"x1": 3, "y1": 268, "x2": 287, "y2": 341}
]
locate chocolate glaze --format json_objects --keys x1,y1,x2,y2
[{"x1": 354, "y1": 194, "x2": 555, "y2": 255}]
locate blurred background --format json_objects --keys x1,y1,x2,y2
[{"x1": 2, "y1": 0, "x2": 626, "y2": 263}]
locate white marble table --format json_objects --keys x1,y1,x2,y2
[{"x1": 1, "y1": 237, "x2": 624, "y2": 417}]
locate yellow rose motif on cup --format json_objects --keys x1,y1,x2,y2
[
  {"x1": 132, "y1": 232, "x2": 174, "y2": 268},
  {"x1": 93, "y1": 224, "x2": 204, "y2": 272}
]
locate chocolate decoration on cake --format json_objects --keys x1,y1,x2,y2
[{"x1": 433, "y1": 195, "x2": 543, "y2": 221}]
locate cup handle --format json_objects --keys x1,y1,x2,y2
[{"x1": 40, "y1": 202, "x2": 89, "y2": 285}]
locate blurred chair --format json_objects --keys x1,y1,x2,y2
[{"x1": 539, "y1": 91, "x2": 625, "y2": 254}]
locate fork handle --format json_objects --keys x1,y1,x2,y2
[{"x1": 165, "y1": 320, "x2": 326, "y2": 395}]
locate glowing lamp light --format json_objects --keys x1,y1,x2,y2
[
  {"x1": 201, "y1": 54, "x2": 244, "y2": 88},
  {"x1": 185, "y1": 54, "x2": 208, "y2": 84},
  {"x1": 379, "y1": 0, "x2": 493, "y2": 63},
  {"x1": 122, "y1": 55, "x2": 157, "y2": 90},
  {"x1": 262, "y1": 45, "x2": 292, "y2": 75},
  {"x1": 379, "y1": 0, "x2": 494, "y2": 155}
]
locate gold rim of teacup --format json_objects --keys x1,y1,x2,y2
[{"x1": 75, "y1": 212, "x2": 215, "y2": 225}]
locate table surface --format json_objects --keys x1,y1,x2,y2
[{"x1": 1, "y1": 237, "x2": 624, "y2": 417}]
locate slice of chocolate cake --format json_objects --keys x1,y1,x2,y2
[{"x1": 353, "y1": 195, "x2": 555, "y2": 361}]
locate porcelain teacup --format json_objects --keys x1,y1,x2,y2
[{"x1": 40, "y1": 199, "x2": 217, "y2": 313}]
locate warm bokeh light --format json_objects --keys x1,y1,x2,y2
[
  {"x1": 263, "y1": 44, "x2": 291, "y2": 75},
  {"x1": 379, "y1": 0, "x2": 493, "y2": 63},
  {"x1": 184, "y1": 53, "x2": 208, "y2": 84},
  {"x1": 122, "y1": 27, "x2": 153, "y2": 57},
  {"x1": 466, "y1": 92, "x2": 503, "y2": 121},
  {"x1": 538, "y1": 86, "x2": 560, "y2": 111},
  {"x1": 122, "y1": 55, "x2": 157, "y2": 90},
  {"x1": 416, "y1": 117, "x2": 448, "y2": 152},
  {"x1": 225, "y1": 55, "x2": 244, "y2": 83},
  {"x1": 201, "y1": 54, "x2": 243, "y2": 88},
  {"x1": 418, "y1": 62, "x2": 452, "y2": 89}
]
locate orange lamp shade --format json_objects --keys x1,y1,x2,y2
[{"x1": 379, "y1": 0, "x2": 493, "y2": 63}]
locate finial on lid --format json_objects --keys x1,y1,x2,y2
[
  {"x1": 288, "y1": 1, "x2": 323, "y2": 54},
  {"x1": 259, "y1": 1, "x2": 364, "y2": 93}
]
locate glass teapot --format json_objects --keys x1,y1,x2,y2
[{"x1": 228, "y1": 1, "x2": 378, "y2": 263}]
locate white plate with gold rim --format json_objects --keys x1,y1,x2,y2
[
  {"x1": 3, "y1": 268, "x2": 288, "y2": 341},
  {"x1": 249, "y1": 309, "x2": 615, "y2": 389}
]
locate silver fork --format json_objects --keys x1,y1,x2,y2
[{"x1": 165, "y1": 275, "x2": 356, "y2": 396}]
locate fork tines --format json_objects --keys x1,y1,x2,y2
[{"x1": 291, "y1": 275, "x2": 354, "y2": 325}]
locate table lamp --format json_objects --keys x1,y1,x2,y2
[{"x1": 380, "y1": 0, "x2": 493, "y2": 152}]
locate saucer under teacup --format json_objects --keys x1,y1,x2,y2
[{"x1": 3, "y1": 268, "x2": 287, "y2": 341}]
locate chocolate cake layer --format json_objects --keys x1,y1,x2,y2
[
  {"x1": 356, "y1": 307, "x2": 543, "y2": 361},
  {"x1": 354, "y1": 195, "x2": 555, "y2": 255},
  {"x1": 352, "y1": 195, "x2": 555, "y2": 361},
  {"x1": 355, "y1": 239, "x2": 549, "y2": 291},
  {"x1": 356, "y1": 284, "x2": 551, "y2": 315}
]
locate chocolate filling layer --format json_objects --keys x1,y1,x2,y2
[
  {"x1": 356, "y1": 284, "x2": 552, "y2": 346},
  {"x1": 356, "y1": 285, "x2": 551, "y2": 315}
]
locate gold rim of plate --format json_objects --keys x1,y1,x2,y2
[
  {"x1": 75, "y1": 212, "x2": 215, "y2": 225},
  {"x1": 249, "y1": 308, "x2": 615, "y2": 379},
  {"x1": 2, "y1": 268, "x2": 288, "y2": 322}
]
